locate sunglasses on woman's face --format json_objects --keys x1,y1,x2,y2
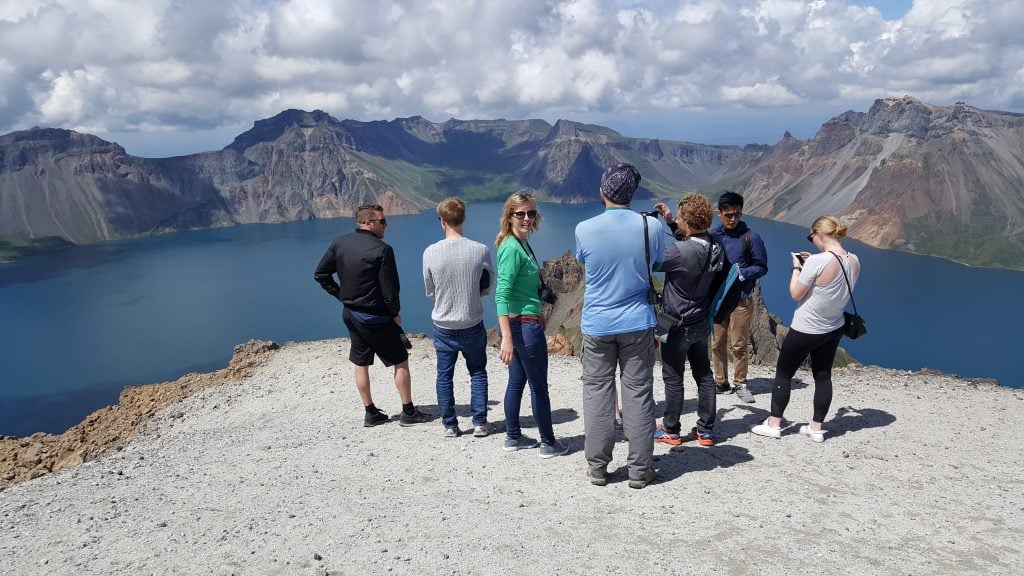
[
  {"x1": 807, "y1": 232, "x2": 815, "y2": 243},
  {"x1": 512, "y1": 210, "x2": 538, "y2": 219}
]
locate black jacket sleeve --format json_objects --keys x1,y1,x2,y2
[
  {"x1": 378, "y1": 244, "x2": 401, "y2": 317},
  {"x1": 313, "y1": 244, "x2": 341, "y2": 299}
]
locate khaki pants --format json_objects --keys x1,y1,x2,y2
[{"x1": 712, "y1": 296, "x2": 752, "y2": 386}]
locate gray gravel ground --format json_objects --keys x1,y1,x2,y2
[{"x1": 2, "y1": 337, "x2": 1023, "y2": 575}]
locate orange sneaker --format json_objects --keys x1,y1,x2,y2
[
  {"x1": 653, "y1": 425, "x2": 682, "y2": 446},
  {"x1": 689, "y1": 427, "x2": 714, "y2": 446}
]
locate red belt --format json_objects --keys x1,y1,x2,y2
[{"x1": 511, "y1": 315, "x2": 542, "y2": 323}]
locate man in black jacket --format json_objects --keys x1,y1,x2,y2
[{"x1": 314, "y1": 204, "x2": 433, "y2": 428}]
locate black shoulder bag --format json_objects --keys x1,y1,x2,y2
[{"x1": 830, "y1": 251, "x2": 867, "y2": 339}]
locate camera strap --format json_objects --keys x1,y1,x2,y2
[
  {"x1": 515, "y1": 237, "x2": 546, "y2": 292},
  {"x1": 642, "y1": 213, "x2": 658, "y2": 305}
]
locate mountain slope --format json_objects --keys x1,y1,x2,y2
[
  {"x1": 3, "y1": 98, "x2": 1024, "y2": 269},
  {"x1": 729, "y1": 96, "x2": 1024, "y2": 269},
  {"x1": 0, "y1": 111, "x2": 752, "y2": 246}
]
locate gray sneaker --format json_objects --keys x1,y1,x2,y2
[
  {"x1": 443, "y1": 426, "x2": 461, "y2": 438},
  {"x1": 628, "y1": 468, "x2": 657, "y2": 489},
  {"x1": 472, "y1": 423, "x2": 494, "y2": 437},
  {"x1": 538, "y1": 440, "x2": 570, "y2": 459},
  {"x1": 503, "y1": 435, "x2": 539, "y2": 452},
  {"x1": 586, "y1": 466, "x2": 607, "y2": 487},
  {"x1": 735, "y1": 386, "x2": 755, "y2": 403}
]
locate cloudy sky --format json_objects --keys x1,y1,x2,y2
[{"x1": 1, "y1": 0, "x2": 1021, "y2": 156}]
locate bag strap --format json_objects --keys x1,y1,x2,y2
[
  {"x1": 642, "y1": 213, "x2": 656, "y2": 300},
  {"x1": 829, "y1": 251, "x2": 858, "y2": 315}
]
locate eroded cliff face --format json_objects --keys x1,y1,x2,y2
[
  {"x1": 516, "y1": 250, "x2": 848, "y2": 367},
  {"x1": 731, "y1": 96, "x2": 1024, "y2": 269},
  {"x1": 0, "y1": 112, "x2": 754, "y2": 248}
]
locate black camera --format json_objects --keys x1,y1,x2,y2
[{"x1": 538, "y1": 283, "x2": 558, "y2": 305}]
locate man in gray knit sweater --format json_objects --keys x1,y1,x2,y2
[{"x1": 422, "y1": 198, "x2": 496, "y2": 438}]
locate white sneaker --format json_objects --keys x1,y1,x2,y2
[
  {"x1": 751, "y1": 419, "x2": 782, "y2": 439},
  {"x1": 799, "y1": 425, "x2": 825, "y2": 443}
]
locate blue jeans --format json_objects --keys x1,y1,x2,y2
[
  {"x1": 504, "y1": 320, "x2": 555, "y2": 444},
  {"x1": 433, "y1": 322, "x2": 489, "y2": 429}
]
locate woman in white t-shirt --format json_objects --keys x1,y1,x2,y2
[{"x1": 751, "y1": 216, "x2": 860, "y2": 443}]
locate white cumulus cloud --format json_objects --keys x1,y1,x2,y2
[{"x1": 0, "y1": 0, "x2": 1021, "y2": 151}]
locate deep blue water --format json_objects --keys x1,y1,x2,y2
[{"x1": 2, "y1": 202, "x2": 1022, "y2": 436}]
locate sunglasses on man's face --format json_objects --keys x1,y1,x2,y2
[
  {"x1": 720, "y1": 211, "x2": 741, "y2": 220},
  {"x1": 367, "y1": 218, "x2": 388, "y2": 226},
  {"x1": 512, "y1": 210, "x2": 538, "y2": 220}
]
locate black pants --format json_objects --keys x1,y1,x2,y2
[
  {"x1": 770, "y1": 327, "x2": 843, "y2": 422},
  {"x1": 661, "y1": 320, "x2": 716, "y2": 434}
]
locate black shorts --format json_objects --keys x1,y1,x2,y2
[{"x1": 342, "y1": 308, "x2": 409, "y2": 367}]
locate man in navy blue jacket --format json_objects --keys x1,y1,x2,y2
[{"x1": 709, "y1": 192, "x2": 768, "y2": 403}]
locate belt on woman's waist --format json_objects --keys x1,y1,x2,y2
[{"x1": 510, "y1": 315, "x2": 542, "y2": 323}]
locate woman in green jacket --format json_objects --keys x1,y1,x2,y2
[{"x1": 494, "y1": 192, "x2": 568, "y2": 459}]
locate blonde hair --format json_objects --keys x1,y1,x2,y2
[
  {"x1": 811, "y1": 215, "x2": 848, "y2": 240},
  {"x1": 437, "y1": 197, "x2": 465, "y2": 226},
  {"x1": 495, "y1": 192, "x2": 541, "y2": 247},
  {"x1": 677, "y1": 194, "x2": 713, "y2": 231}
]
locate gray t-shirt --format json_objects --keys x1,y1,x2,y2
[
  {"x1": 422, "y1": 237, "x2": 495, "y2": 330},
  {"x1": 791, "y1": 252, "x2": 860, "y2": 334}
]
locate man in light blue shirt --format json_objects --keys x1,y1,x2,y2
[{"x1": 574, "y1": 163, "x2": 665, "y2": 489}]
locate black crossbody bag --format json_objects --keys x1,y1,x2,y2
[{"x1": 830, "y1": 251, "x2": 867, "y2": 339}]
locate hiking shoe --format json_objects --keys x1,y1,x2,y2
[
  {"x1": 586, "y1": 466, "x2": 607, "y2": 487},
  {"x1": 503, "y1": 435, "x2": 539, "y2": 452},
  {"x1": 538, "y1": 440, "x2": 570, "y2": 459},
  {"x1": 628, "y1": 469, "x2": 656, "y2": 489},
  {"x1": 735, "y1": 386, "x2": 755, "y2": 403},
  {"x1": 363, "y1": 408, "x2": 389, "y2": 427},
  {"x1": 472, "y1": 422, "x2": 494, "y2": 438},
  {"x1": 690, "y1": 427, "x2": 714, "y2": 447},
  {"x1": 751, "y1": 419, "x2": 782, "y2": 439},
  {"x1": 716, "y1": 383, "x2": 734, "y2": 394},
  {"x1": 653, "y1": 425, "x2": 682, "y2": 446},
  {"x1": 398, "y1": 408, "x2": 434, "y2": 427},
  {"x1": 443, "y1": 426, "x2": 461, "y2": 438},
  {"x1": 799, "y1": 425, "x2": 826, "y2": 443}
]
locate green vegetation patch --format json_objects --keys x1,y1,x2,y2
[{"x1": 0, "y1": 236, "x2": 73, "y2": 263}]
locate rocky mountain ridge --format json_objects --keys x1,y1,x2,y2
[
  {"x1": 0, "y1": 111, "x2": 751, "y2": 250},
  {"x1": 728, "y1": 96, "x2": 1024, "y2": 269},
  {"x1": 3, "y1": 96, "x2": 1024, "y2": 268}
]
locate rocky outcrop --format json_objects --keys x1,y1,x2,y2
[
  {"x1": 527, "y1": 252, "x2": 855, "y2": 367},
  {"x1": 0, "y1": 340, "x2": 279, "y2": 492}
]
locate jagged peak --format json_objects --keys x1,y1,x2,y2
[
  {"x1": 0, "y1": 126, "x2": 124, "y2": 155},
  {"x1": 547, "y1": 119, "x2": 621, "y2": 140},
  {"x1": 225, "y1": 109, "x2": 342, "y2": 152}
]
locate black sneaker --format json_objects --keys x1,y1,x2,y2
[
  {"x1": 363, "y1": 408, "x2": 389, "y2": 427},
  {"x1": 715, "y1": 383, "x2": 734, "y2": 395},
  {"x1": 399, "y1": 408, "x2": 434, "y2": 427}
]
